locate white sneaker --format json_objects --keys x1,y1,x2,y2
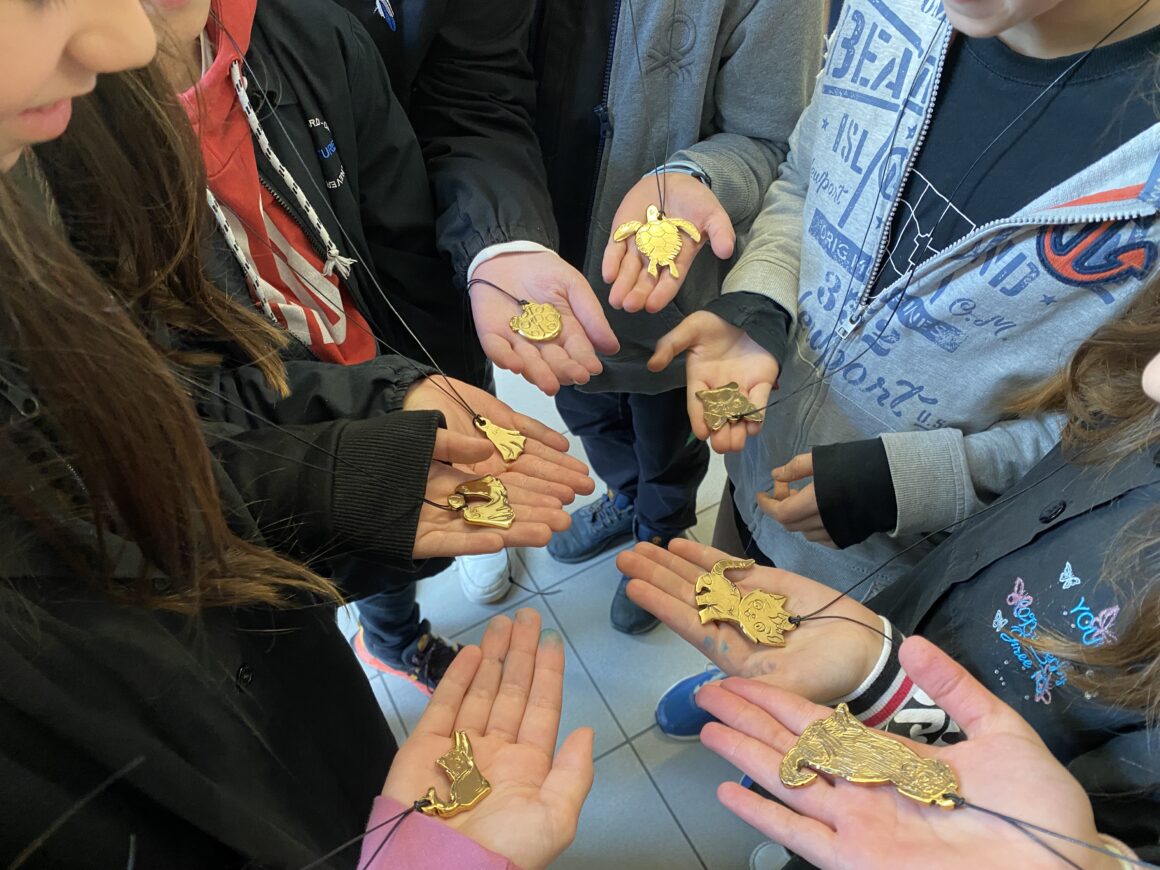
[
  {"x1": 458, "y1": 550, "x2": 512, "y2": 605},
  {"x1": 749, "y1": 841, "x2": 791, "y2": 870}
]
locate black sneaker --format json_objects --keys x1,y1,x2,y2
[
  {"x1": 355, "y1": 620, "x2": 462, "y2": 696},
  {"x1": 547, "y1": 491, "x2": 635, "y2": 563}
]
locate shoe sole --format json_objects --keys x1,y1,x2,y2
[
  {"x1": 354, "y1": 628, "x2": 434, "y2": 697},
  {"x1": 549, "y1": 528, "x2": 635, "y2": 564}
]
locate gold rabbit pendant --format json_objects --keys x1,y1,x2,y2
[
  {"x1": 420, "y1": 730, "x2": 492, "y2": 819},
  {"x1": 448, "y1": 475, "x2": 515, "y2": 530},
  {"x1": 509, "y1": 300, "x2": 563, "y2": 342},
  {"x1": 694, "y1": 557, "x2": 797, "y2": 647},
  {"x1": 781, "y1": 704, "x2": 961, "y2": 808},
  {"x1": 475, "y1": 416, "x2": 526, "y2": 462},
  {"x1": 695, "y1": 383, "x2": 765, "y2": 432}
]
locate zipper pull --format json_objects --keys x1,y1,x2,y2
[
  {"x1": 0, "y1": 375, "x2": 40, "y2": 419},
  {"x1": 373, "y1": 0, "x2": 397, "y2": 31},
  {"x1": 594, "y1": 104, "x2": 613, "y2": 140},
  {"x1": 835, "y1": 312, "x2": 859, "y2": 339}
]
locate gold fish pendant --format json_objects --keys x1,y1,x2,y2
[
  {"x1": 781, "y1": 704, "x2": 961, "y2": 808},
  {"x1": 694, "y1": 557, "x2": 797, "y2": 647},
  {"x1": 474, "y1": 416, "x2": 526, "y2": 462},
  {"x1": 509, "y1": 300, "x2": 563, "y2": 342},
  {"x1": 448, "y1": 475, "x2": 515, "y2": 530},
  {"x1": 420, "y1": 730, "x2": 492, "y2": 819},
  {"x1": 613, "y1": 204, "x2": 701, "y2": 278},
  {"x1": 695, "y1": 383, "x2": 765, "y2": 432}
]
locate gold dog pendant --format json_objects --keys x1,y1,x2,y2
[
  {"x1": 474, "y1": 416, "x2": 526, "y2": 462},
  {"x1": 780, "y1": 704, "x2": 961, "y2": 807},
  {"x1": 694, "y1": 558, "x2": 797, "y2": 647},
  {"x1": 695, "y1": 383, "x2": 765, "y2": 432},
  {"x1": 448, "y1": 475, "x2": 515, "y2": 530},
  {"x1": 420, "y1": 730, "x2": 492, "y2": 819},
  {"x1": 509, "y1": 300, "x2": 563, "y2": 342}
]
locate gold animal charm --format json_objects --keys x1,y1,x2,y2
[
  {"x1": 420, "y1": 730, "x2": 492, "y2": 819},
  {"x1": 509, "y1": 300, "x2": 563, "y2": 342},
  {"x1": 780, "y1": 704, "x2": 960, "y2": 808},
  {"x1": 474, "y1": 416, "x2": 526, "y2": 462},
  {"x1": 448, "y1": 475, "x2": 515, "y2": 529},
  {"x1": 613, "y1": 204, "x2": 702, "y2": 278},
  {"x1": 695, "y1": 558, "x2": 797, "y2": 647},
  {"x1": 695, "y1": 383, "x2": 765, "y2": 431}
]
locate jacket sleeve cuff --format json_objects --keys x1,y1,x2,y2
[
  {"x1": 467, "y1": 241, "x2": 557, "y2": 283},
  {"x1": 359, "y1": 798, "x2": 516, "y2": 869},
  {"x1": 721, "y1": 257, "x2": 801, "y2": 325},
  {"x1": 813, "y1": 439, "x2": 898, "y2": 548},
  {"x1": 702, "y1": 291, "x2": 791, "y2": 365},
  {"x1": 670, "y1": 144, "x2": 763, "y2": 224},
  {"x1": 880, "y1": 428, "x2": 973, "y2": 536},
  {"x1": 331, "y1": 411, "x2": 442, "y2": 566}
]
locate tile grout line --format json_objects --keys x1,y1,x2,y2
[
  {"x1": 536, "y1": 589, "x2": 708, "y2": 870},
  {"x1": 592, "y1": 721, "x2": 662, "y2": 763}
]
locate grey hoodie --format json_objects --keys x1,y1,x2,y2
[{"x1": 581, "y1": 0, "x2": 823, "y2": 393}]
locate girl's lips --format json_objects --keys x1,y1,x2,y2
[{"x1": 13, "y1": 98, "x2": 74, "y2": 143}]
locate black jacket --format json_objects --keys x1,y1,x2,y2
[
  {"x1": 331, "y1": 0, "x2": 559, "y2": 278},
  {"x1": 868, "y1": 444, "x2": 1160, "y2": 860},
  {"x1": 0, "y1": 395, "x2": 395, "y2": 868}
]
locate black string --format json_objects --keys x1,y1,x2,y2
[
  {"x1": 621, "y1": 0, "x2": 674, "y2": 213},
  {"x1": 296, "y1": 799, "x2": 431, "y2": 870},
  {"x1": 788, "y1": 613, "x2": 891, "y2": 643},
  {"x1": 943, "y1": 795, "x2": 1158, "y2": 869},
  {"x1": 466, "y1": 276, "x2": 531, "y2": 309}
]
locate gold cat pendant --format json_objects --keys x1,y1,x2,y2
[
  {"x1": 474, "y1": 416, "x2": 526, "y2": 462},
  {"x1": 420, "y1": 730, "x2": 492, "y2": 819},
  {"x1": 694, "y1": 557, "x2": 797, "y2": 647},
  {"x1": 448, "y1": 475, "x2": 515, "y2": 530},
  {"x1": 695, "y1": 383, "x2": 765, "y2": 432},
  {"x1": 781, "y1": 704, "x2": 961, "y2": 808},
  {"x1": 509, "y1": 300, "x2": 563, "y2": 342}
]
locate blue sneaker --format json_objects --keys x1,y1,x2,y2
[
  {"x1": 655, "y1": 665, "x2": 724, "y2": 739},
  {"x1": 547, "y1": 491, "x2": 634, "y2": 564}
]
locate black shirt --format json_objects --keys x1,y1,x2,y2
[{"x1": 871, "y1": 25, "x2": 1160, "y2": 296}]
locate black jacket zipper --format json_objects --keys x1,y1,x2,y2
[{"x1": 584, "y1": 0, "x2": 622, "y2": 253}]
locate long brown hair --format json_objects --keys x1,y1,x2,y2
[
  {"x1": 0, "y1": 62, "x2": 339, "y2": 612},
  {"x1": 1011, "y1": 289, "x2": 1160, "y2": 722}
]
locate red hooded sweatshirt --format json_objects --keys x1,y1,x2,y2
[{"x1": 179, "y1": 0, "x2": 374, "y2": 365}]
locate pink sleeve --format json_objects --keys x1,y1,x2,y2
[{"x1": 357, "y1": 797, "x2": 518, "y2": 870}]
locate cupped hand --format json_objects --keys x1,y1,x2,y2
[
  {"x1": 757, "y1": 452, "x2": 834, "y2": 547},
  {"x1": 697, "y1": 636, "x2": 1112, "y2": 870},
  {"x1": 648, "y1": 311, "x2": 780, "y2": 453},
  {"x1": 405, "y1": 375, "x2": 595, "y2": 505},
  {"x1": 469, "y1": 252, "x2": 619, "y2": 396},
  {"x1": 617, "y1": 537, "x2": 882, "y2": 704},
  {"x1": 384, "y1": 609, "x2": 595, "y2": 870},
  {"x1": 412, "y1": 430, "x2": 575, "y2": 559},
  {"x1": 603, "y1": 173, "x2": 735, "y2": 314}
]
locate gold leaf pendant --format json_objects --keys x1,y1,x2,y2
[
  {"x1": 781, "y1": 704, "x2": 961, "y2": 808},
  {"x1": 420, "y1": 730, "x2": 492, "y2": 818},
  {"x1": 694, "y1": 557, "x2": 797, "y2": 647},
  {"x1": 475, "y1": 416, "x2": 526, "y2": 462},
  {"x1": 613, "y1": 204, "x2": 701, "y2": 278},
  {"x1": 447, "y1": 475, "x2": 515, "y2": 530},
  {"x1": 509, "y1": 300, "x2": 563, "y2": 342}
]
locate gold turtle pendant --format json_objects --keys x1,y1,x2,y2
[
  {"x1": 613, "y1": 204, "x2": 701, "y2": 278},
  {"x1": 694, "y1": 557, "x2": 797, "y2": 647},
  {"x1": 420, "y1": 730, "x2": 492, "y2": 819},
  {"x1": 509, "y1": 300, "x2": 563, "y2": 342},
  {"x1": 780, "y1": 704, "x2": 961, "y2": 808},
  {"x1": 475, "y1": 416, "x2": 526, "y2": 462},
  {"x1": 695, "y1": 383, "x2": 765, "y2": 431},
  {"x1": 447, "y1": 475, "x2": 515, "y2": 529}
]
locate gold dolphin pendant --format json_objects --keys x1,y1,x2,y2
[
  {"x1": 781, "y1": 704, "x2": 961, "y2": 808},
  {"x1": 420, "y1": 730, "x2": 492, "y2": 819},
  {"x1": 509, "y1": 300, "x2": 563, "y2": 342},
  {"x1": 447, "y1": 475, "x2": 515, "y2": 530}
]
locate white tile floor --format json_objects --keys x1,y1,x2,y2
[{"x1": 337, "y1": 370, "x2": 766, "y2": 869}]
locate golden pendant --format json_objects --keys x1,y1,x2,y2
[
  {"x1": 613, "y1": 204, "x2": 701, "y2": 278},
  {"x1": 420, "y1": 730, "x2": 492, "y2": 819},
  {"x1": 695, "y1": 557, "x2": 797, "y2": 647},
  {"x1": 781, "y1": 704, "x2": 961, "y2": 808},
  {"x1": 695, "y1": 383, "x2": 765, "y2": 432},
  {"x1": 448, "y1": 475, "x2": 515, "y2": 530},
  {"x1": 509, "y1": 300, "x2": 563, "y2": 342},
  {"x1": 475, "y1": 416, "x2": 526, "y2": 462}
]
